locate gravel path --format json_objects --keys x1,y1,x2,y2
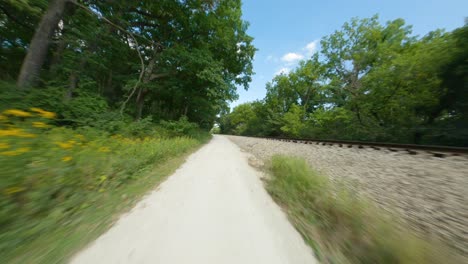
[
  {"x1": 228, "y1": 136, "x2": 468, "y2": 256},
  {"x1": 70, "y1": 135, "x2": 316, "y2": 264}
]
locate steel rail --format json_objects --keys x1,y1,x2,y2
[{"x1": 254, "y1": 136, "x2": 468, "y2": 158}]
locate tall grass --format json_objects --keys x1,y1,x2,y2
[
  {"x1": 267, "y1": 155, "x2": 459, "y2": 264},
  {"x1": 0, "y1": 108, "x2": 209, "y2": 263}
]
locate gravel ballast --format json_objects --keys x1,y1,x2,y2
[{"x1": 227, "y1": 136, "x2": 468, "y2": 256}]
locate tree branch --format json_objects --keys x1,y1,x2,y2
[
  {"x1": 149, "y1": 72, "x2": 171, "y2": 81},
  {"x1": 67, "y1": 0, "x2": 146, "y2": 115},
  {"x1": 0, "y1": 5, "x2": 35, "y2": 30}
]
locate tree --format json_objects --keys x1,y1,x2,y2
[
  {"x1": 0, "y1": 0, "x2": 44, "y2": 80},
  {"x1": 280, "y1": 104, "x2": 305, "y2": 137},
  {"x1": 320, "y1": 15, "x2": 413, "y2": 125},
  {"x1": 219, "y1": 16, "x2": 467, "y2": 146},
  {"x1": 2, "y1": 0, "x2": 255, "y2": 130},
  {"x1": 17, "y1": 0, "x2": 68, "y2": 88}
]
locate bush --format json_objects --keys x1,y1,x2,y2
[
  {"x1": 114, "y1": 116, "x2": 156, "y2": 138},
  {"x1": 0, "y1": 82, "x2": 109, "y2": 127},
  {"x1": 210, "y1": 126, "x2": 221, "y2": 134},
  {"x1": 160, "y1": 116, "x2": 200, "y2": 137},
  {"x1": 267, "y1": 155, "x2": 460, "y2": 264}
]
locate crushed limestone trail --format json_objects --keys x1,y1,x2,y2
[{"x1": 70, "y1": 135, "x2": 316, "y2": 264}]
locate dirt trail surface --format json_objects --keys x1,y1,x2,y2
[
  {"x1": 70, "y1": 135, "x2": 316, "y2": 264},
  {"x1": 228, "y1": 136, "x2": 468, "y2": 256}
]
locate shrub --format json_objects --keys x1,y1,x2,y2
[
  {"x1": 160, "y1": 116, "x2": 200, "y2": 137},
  {"x1": 115, "y1": 116, "x2": 156, "y2": 138},
  {"x1": 210, "y1": 126, "x2": 221, "y2": 134},
  {"x1": 0, "y1": 82, "x2": 109, "y2": 127}
]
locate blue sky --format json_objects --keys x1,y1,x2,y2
[{"x1": 232, "y1": 0, "x2": 468, "y2": 108}]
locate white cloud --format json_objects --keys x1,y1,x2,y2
[
  {"x1": 275, "y1": 67, "x2": 290, "y2": 76},
  {"x1": 304, "y1": 40, "x2": 319, "y2": 55},
  {"x1": 281, "y1": 52, "x2": 304, "y2": 63}
]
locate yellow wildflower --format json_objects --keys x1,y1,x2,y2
[
  {"x1": 0, "y1": 129, "x2": 16, "y2": 137},
  {"x1": 0, "y1": 151, "x2": 14, "y2": 156},
  {"x1": 41, "y1": 111, "x2": 56, "y2": 119},
  {"x1": 0, "y1": 129, "x2": 36, "y2": 138},
  {"x1": 30, "y1": 107, "x2": 56, "y2": 119},
  {"x1": 32, "y1": 121, "x2": 49, "y2": 128},
  {"x1": 55, "y1": 141, "x2": 74, "y2": 149},
  {"x1": 62, "y1": 156, "x2": 73, "y2": 162},
  {"x1": 4, "y1": 186, "x2": 26, "y2": 195},
  {"x1": 19, "y1": 132, "x2": 36, "y2": 138},
  {"x1": 0, "y1": 142, "x2": 9, "y2": 149},
  {"x1": 30, "y1": 107, "x2": 43, "y2": 112},
  {"x1": 98, "y1": 147, "x2": 111, "y2": 153},
  {"x1": 0, "y1": 147, "x2": 31, "y2": 156},
  {"x1": 3, "y1": 109, "x2": 32, "y2": 117}
]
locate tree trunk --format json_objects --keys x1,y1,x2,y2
[
  {"x1": 17, "y1": 0, "x2": 68, "y2": 88},
  {"x1": 49, "y1": 36, "x2": 66, "y2": 74},
  {"x1": 67, "y1": 71, "x2": 78, "y2": 100},
  {"x1": 103, "y1": 70, "x2": 114, "y2": 98},
  {"x1": 135, "y1": 88, "x2": 147, "y2": 120},
  {"x1": 134, "y1": 51, "x2": 159, "y2": 120},
  {"x1": 65, "y1": 48, "x2": 92, "y2": 101}
]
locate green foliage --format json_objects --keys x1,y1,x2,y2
[
  {"x1": 220, "y1": 17, "x2": 467, "y2": 146},
  {"x1": 115, "y1": 117, "x2": 156, "y2": 138},
  {"x1": 267, "y1": 155, "x2": 460, "y2": 264},
  {"x1": 280, "y1": 104, "x2": 305, "y2": 137},
  {"x1": 0, "y1": 82, "x2": 207, "y2": 140},
  {"x1": 0, "y1": 82, "x2": 108, "y2": 124},
  {"x1": 304, "y1": 107, "x2": 356, "y2": 140},
  {"x1": 1, "y1": 0, "x2": 255, "y2": 127},
  {"x1": 0, "y1": 108, "x2": 208, "y2": 262},
  {"x1": 224, "y1": 103, "x2": 256, "y2": 135},
  {"x1": 160, "y1": 116, "x2": 201, "y2": 137},
  {"x1": 62, "y1": 93, "x2": 109, "y2": 123},
  {"x1": 0, "y1": 1, "x2": 44, "y2": 80},
  {"x1": 219, "y1": 101, "x2": 277, "y2": 136},
  {"x1": 210, "y1": 126, "x2": 221, "y2": 134}
]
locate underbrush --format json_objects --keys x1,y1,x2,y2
[
  {"x1": 267, "y1": 155, "x2": 459, "y2": 264},
  {"x1": 0, "y1": 107, "x2": 209, "y2": 263},
  {"x1": 0, "y1": 82, "x2": 210, "y2": 141}
]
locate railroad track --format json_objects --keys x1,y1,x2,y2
[{"x1": 258, "y1": 137, "x2": 468, "y2": 158}]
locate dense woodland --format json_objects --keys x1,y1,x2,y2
[
  {"x1": 220, "y1": 16, "x2": 468, "y2": 146},
  {"x1": 1, "y1": 0, "x2": 255, "y2": 129},
  {"x1": 0, "y1": 1, "x2": 254, "y2": 261}
]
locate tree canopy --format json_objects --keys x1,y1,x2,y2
[
  {"x1": 1, "y1": 0, "x2": 255, "y2": 129},
  {"x1": 221, "y1": 16, "x2": 468, "y2": 146}
]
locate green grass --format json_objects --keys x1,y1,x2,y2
[
  {"x1": 0, "y1": 110, "x2": 211, "y2": 263},
  {"x1": 3, "y1": 150, "x2": 203, "y2": 264},
  {"x1": 266, "y1": 155, "x2": 460, "y2": 264}
]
